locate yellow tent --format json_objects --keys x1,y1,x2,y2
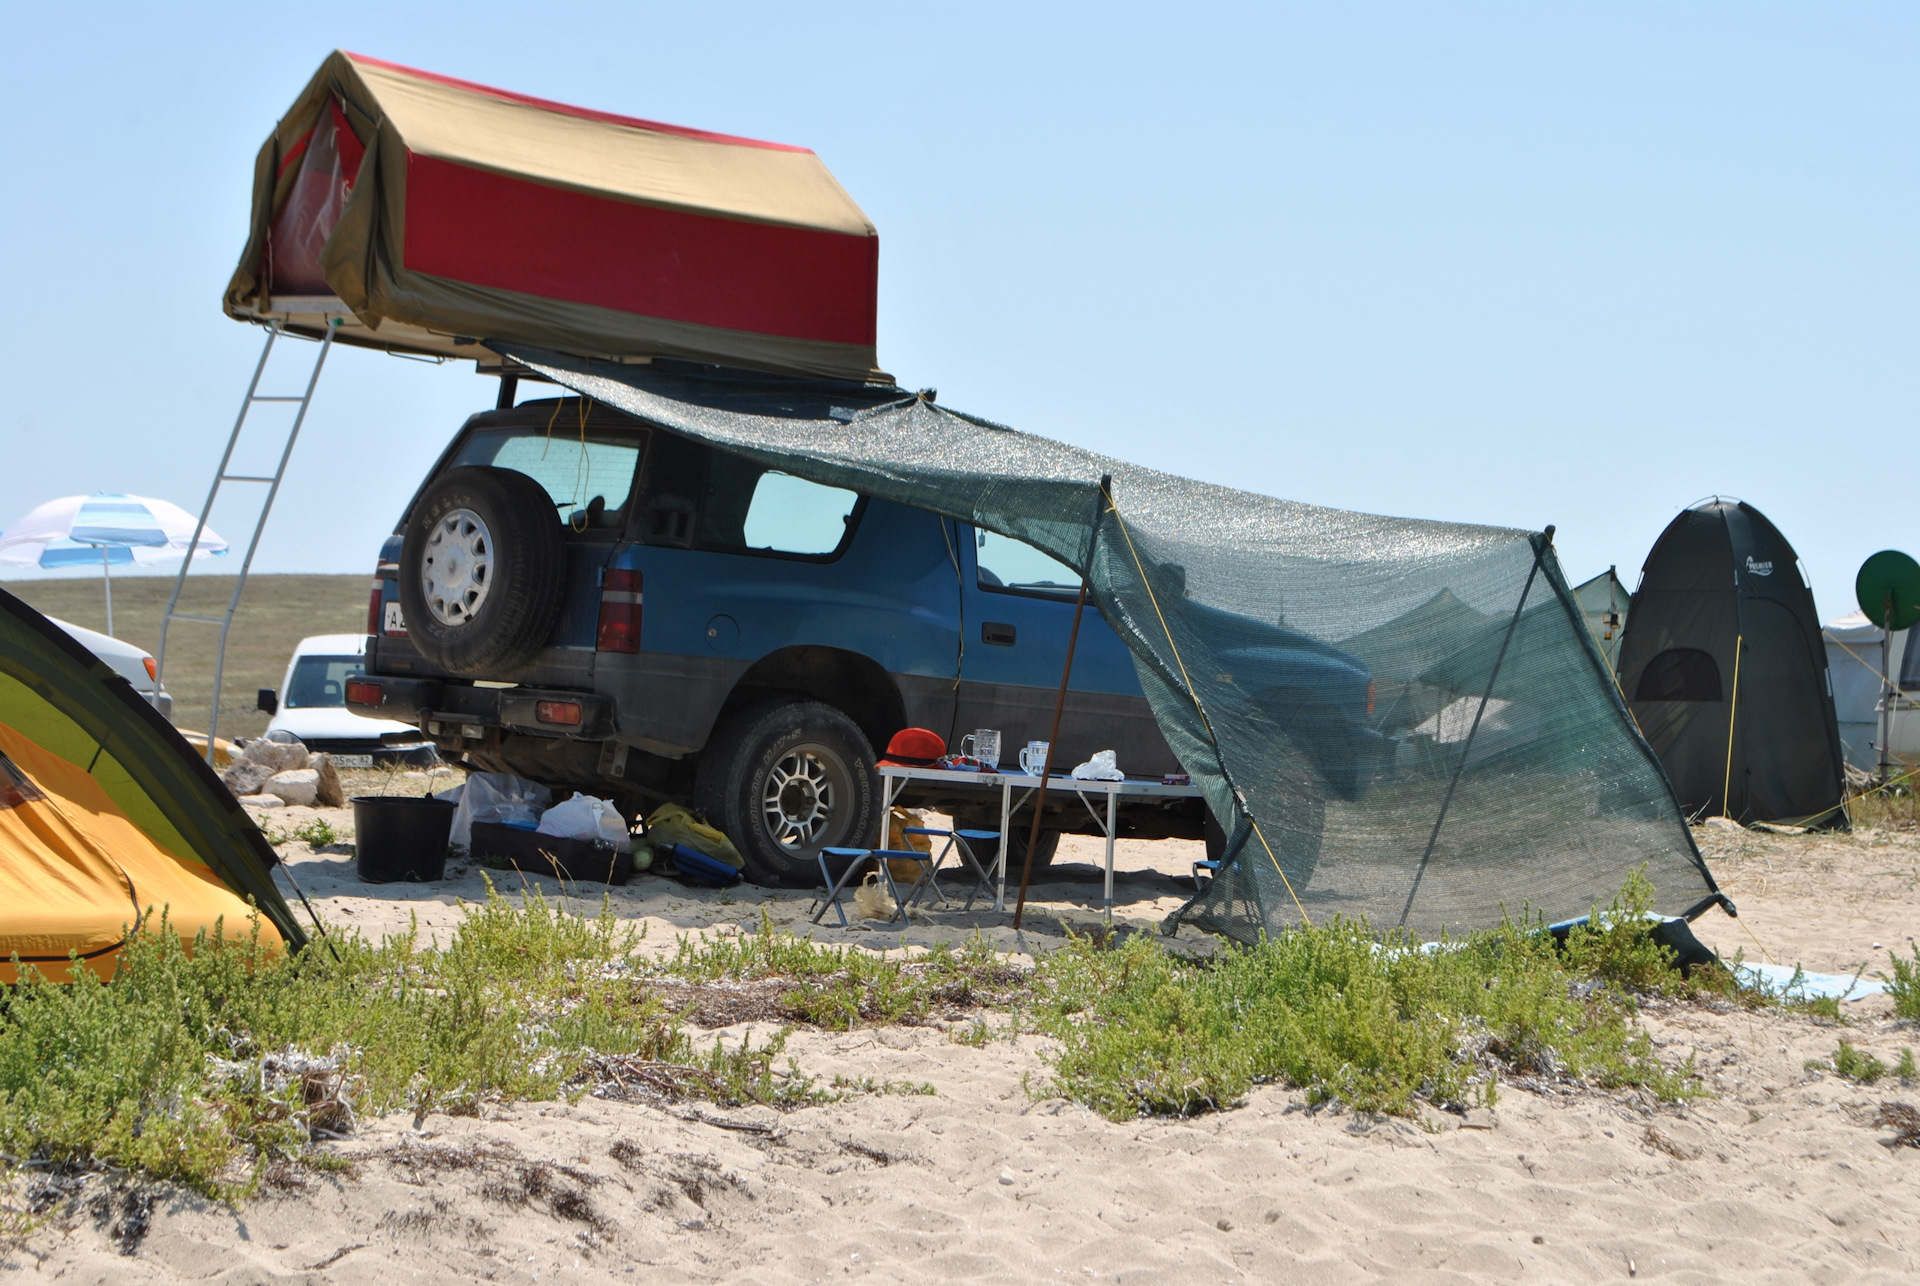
[{"x1": 0, "y1": 589, "x2": 301, "y2": 981}]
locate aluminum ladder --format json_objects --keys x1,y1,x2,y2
[{"x1": 158, "y1": 319, "x2": 338, "y2": 759}]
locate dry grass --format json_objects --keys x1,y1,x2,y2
[{"x1": 3, "y1": 573, "x2": 369, "y2": 740}]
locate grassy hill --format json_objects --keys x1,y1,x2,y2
[{"x1": 3, "y1": 574, "x2": 370, "y2": 741}]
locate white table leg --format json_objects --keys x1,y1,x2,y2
[
  {"x1": 879, "y1": 774, "x2": 901, "y2": 849},
  {"x1": 1104, "y1": 785, "x2": 1118, "y2": 920},
  {"x1": 995, "y1": 779, "x2": 1012, "y2": 911}
]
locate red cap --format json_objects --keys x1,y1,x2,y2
[{"x1": 879, "y1": 727, "x2": 946, "y2": 767}]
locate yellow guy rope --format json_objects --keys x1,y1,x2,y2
[
  {"x1": 1103, "y1": 486, "x2": 1312, "y2": 926},
  {"x1": 1722, "y1": 634, "x2": 1743, "y2": 819}
]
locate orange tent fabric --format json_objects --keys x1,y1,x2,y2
[{"x1": 0, "y1": 726, "x2": 281, "y2": 982}]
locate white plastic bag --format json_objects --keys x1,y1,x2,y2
[
  {"x1": 449, "y1": 772, "x2": 553, "y2": 847},
  {"x1": 1071, "y1": 749, "x2": 1125, "y2": 781},
  {"x1": 536, "y1": 792, "x2": 632, "y2": 851}
]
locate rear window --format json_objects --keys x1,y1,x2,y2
[
  {"x1": 449, "y1": 423, "x2": 645, "y2": 532},
  {"x1": 286, "y1": 655, "x2": 362, "y2": 708}
]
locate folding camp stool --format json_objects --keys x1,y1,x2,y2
[
  {"x1": 809, "y1": 848, "x2": 937, "y2": 927},
  {"x1": 903, "y1": 827, "x2": 1001, "y2": 911}
]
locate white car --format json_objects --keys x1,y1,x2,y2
[
  {"x1": 49, "y1": 616, "x2": 172, "y2": 718},
  {"x1": 258, "y1": 633, "x2": 434, "y2": 764}
]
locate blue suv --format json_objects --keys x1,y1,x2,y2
[{"x1": 349, "y1": 395, "x2": 1379, "y2": 886}]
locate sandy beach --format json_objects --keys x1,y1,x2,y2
[{"x1": 10, "y1": 793, "x2": 1918, "y2": 1284}]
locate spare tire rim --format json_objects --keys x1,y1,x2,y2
[
  {"x1": 761, "y1": 744, "x2": 847, "y2": 851},
  {"x1": 421, "y1": 508, "x2": 493, "y2": 627}
]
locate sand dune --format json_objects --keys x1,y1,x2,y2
[{"x1": 10, "y1": 812, "x2": 1918, "y2": 1283}]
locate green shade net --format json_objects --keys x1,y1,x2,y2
[{"x1": 506, "y1": 347, "x2": 1723, "y2": 942}]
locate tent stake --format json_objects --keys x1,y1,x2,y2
[
  {"x1": 1013, "y1": 476, "x2": 1110, "y2": 931},
  {"x1": 1399, "y1": 526, "x2": 1551, "y2": 927}
]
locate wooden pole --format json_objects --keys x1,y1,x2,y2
[{"x1": 1012, "y1": 475, "x2": 1110, "y2": 931}]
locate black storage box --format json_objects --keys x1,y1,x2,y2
[{"x1": 469, "y1": 821, "x2": 634, "y2": 885}]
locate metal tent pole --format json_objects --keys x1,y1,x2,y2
[
  {"x1": 1012, "y1": 476, "x2": 1110, "y2": 932},
  {"x1": 1881, "y1": 594, "x2": 1894, "y2": 786},
  {"x1": 101, "y1": 545, "x2": 113, "y2": 638},
  {"x1": 1398, "y1": 526, "x2": 1552, "y2": 927}
]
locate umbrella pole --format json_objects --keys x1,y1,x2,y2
[{"x1": 101, "y1": 545, "x2": 113, "y2": 638}]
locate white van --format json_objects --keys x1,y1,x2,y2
[
  {"x1": 257, "y1": 633, "x2": 434, "y2": 764},
  {"x1": 48, "y1": 616, "x2": 172, "y2": 718}
]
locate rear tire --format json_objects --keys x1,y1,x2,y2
[
  {"x1": 400, "y1": 466, "x2": 566, "y2": 678},
  {"x1": 695, "y1": 700, "x2": 878, "y2": 888}
]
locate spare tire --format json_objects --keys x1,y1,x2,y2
[{"x1": 400, "y1": 466, "x2": 567, "y2": 677}]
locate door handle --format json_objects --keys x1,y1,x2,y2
[{"x1": 982, "y1": 622, "x2": 1017, "y2": 646}]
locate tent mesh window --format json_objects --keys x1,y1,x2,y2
[
  {"x1": 1635, "y1": 649, "x2": 1724, "y2": 703},
  {"x1": 506, "y1": 348, "x2": 1721, "y2": 943}
]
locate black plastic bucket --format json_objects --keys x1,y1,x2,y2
[{"x1": 351, "y1": 795, "x2": 455, "y2": 883}]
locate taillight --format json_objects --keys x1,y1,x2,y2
[
  {"x1": 345, "y1": 679, "x2": 383, "y2": 707},
  {"x1": 143, "y1": 656, "x2": 158, "y2": 682},
  {"x1": 596, "y1": 568, "x2": 642, "y2": 653},
  {"x1": 1366, "y1": 680, "x2": 1376, "y2": 715},
  {"x1": 536, "y1": 700, "x2": 583, "y2": 726},
  {"x1": 367, "y1": 579, "x2": 383, "y2": 636}
]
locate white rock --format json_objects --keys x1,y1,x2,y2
[
  {"x1": 998, "y1": 1170, "x2": 1016, "y2": 1186},
  {"x1": 265, "y1": 768, "x2": 320, "y2": 806},
  {"x1": 240, "y1": 794, "x2": 285, "y2": 810},
  {"x1": 244, "y1": 737, "x2": 309, "y2": 773}
]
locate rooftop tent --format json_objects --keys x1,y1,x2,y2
[
  {"x1": 0, "y1": 589, "x2": 302, "y2": 980},
  {"x1": 1618, "y1": 500, "x2": 1844, "y2": 825},
  {"x1": 501, "y1": 347, "x2": 1727, "y2": 941},
  {"x1": 224, "y1": 52, "x2": 883, "y2": 383}
]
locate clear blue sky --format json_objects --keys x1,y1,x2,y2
[{"x1": 1, "y1": 3, "x2": 1912, "y2": 624}]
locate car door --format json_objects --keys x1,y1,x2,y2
[{"x1": 956, "y1": 525, "x2": 1177, "y2": 776}]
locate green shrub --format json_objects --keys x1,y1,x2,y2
[
  {"x1": 1029, "y1": 908, "x2": 1698, "y2": 1121},
  {"x1": 0, "y1": 893, "x2": 816, "y2": 1198},
  {"x1": 1830, "y1": 1040, "x2": 1887, "y2": 1083},
  {"x1": 1884, "y1": 944, "x2": 1920, "y2": 1022}
]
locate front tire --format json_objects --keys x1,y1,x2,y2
[{"x1": 695, "y1": 700, "x2": 878, "y2": 887}]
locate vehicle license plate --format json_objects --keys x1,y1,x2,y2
[
  {"x1": 331, "y1": 754, "x2": 374, "y2": 768},
  {"x1": 383, "y1": 601, "x2": 407, "y2": 634}
]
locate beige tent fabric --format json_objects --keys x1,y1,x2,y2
[
  {"x1": 224, "y1": 53, "x2": 885, "y2": 382},
  {"x1": 355, "y1": 61, "x2": 874, "y2": 234}
]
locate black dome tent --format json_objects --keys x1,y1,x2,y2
[{"x1": 1618, "y1": 499, "x2": 1844, "y2": 825}]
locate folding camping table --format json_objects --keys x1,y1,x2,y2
[{"x1": 876, "y1": 765, "x2": 1204, "y2": 919}]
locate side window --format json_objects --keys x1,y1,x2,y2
[
  {"x1": 698, "y1": 452, "x2": 861, "y2": 558},
  {"x1": 1635, "y1": 648, "x2": 1722, "y2": 702},
  {"x1": 975, "y1": 528, "x2": 1079, "y2": 599}
]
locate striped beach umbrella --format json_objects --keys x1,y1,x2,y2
[{"x1": 0, "y1": 494, "x2": 227, "y2": 636}]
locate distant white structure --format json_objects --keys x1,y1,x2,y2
[{"x1": 1823, "y1": 611, "x2": 1915, "y2": 768}]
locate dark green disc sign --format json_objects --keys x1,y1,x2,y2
[{"x1": 1855, "y1": 549, "x2": 1920, "y2": 632}]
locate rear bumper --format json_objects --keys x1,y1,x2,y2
[{"x1": 346, "y1": 676, "x2": 618, "y2": 741}]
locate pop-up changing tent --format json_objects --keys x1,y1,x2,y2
[
  {"x1": 225, "y1": 52, "x2": 882, "y2": 383},
  {"x1": 1618, "y1": 499, "x2": 1844, "y2": 825},
  {"x1": 0, "y1": 588, "x2": 301, "y2": 979},
  {"x1": 215, "y1": 55, "x2": 1726, "y2": 943}
]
